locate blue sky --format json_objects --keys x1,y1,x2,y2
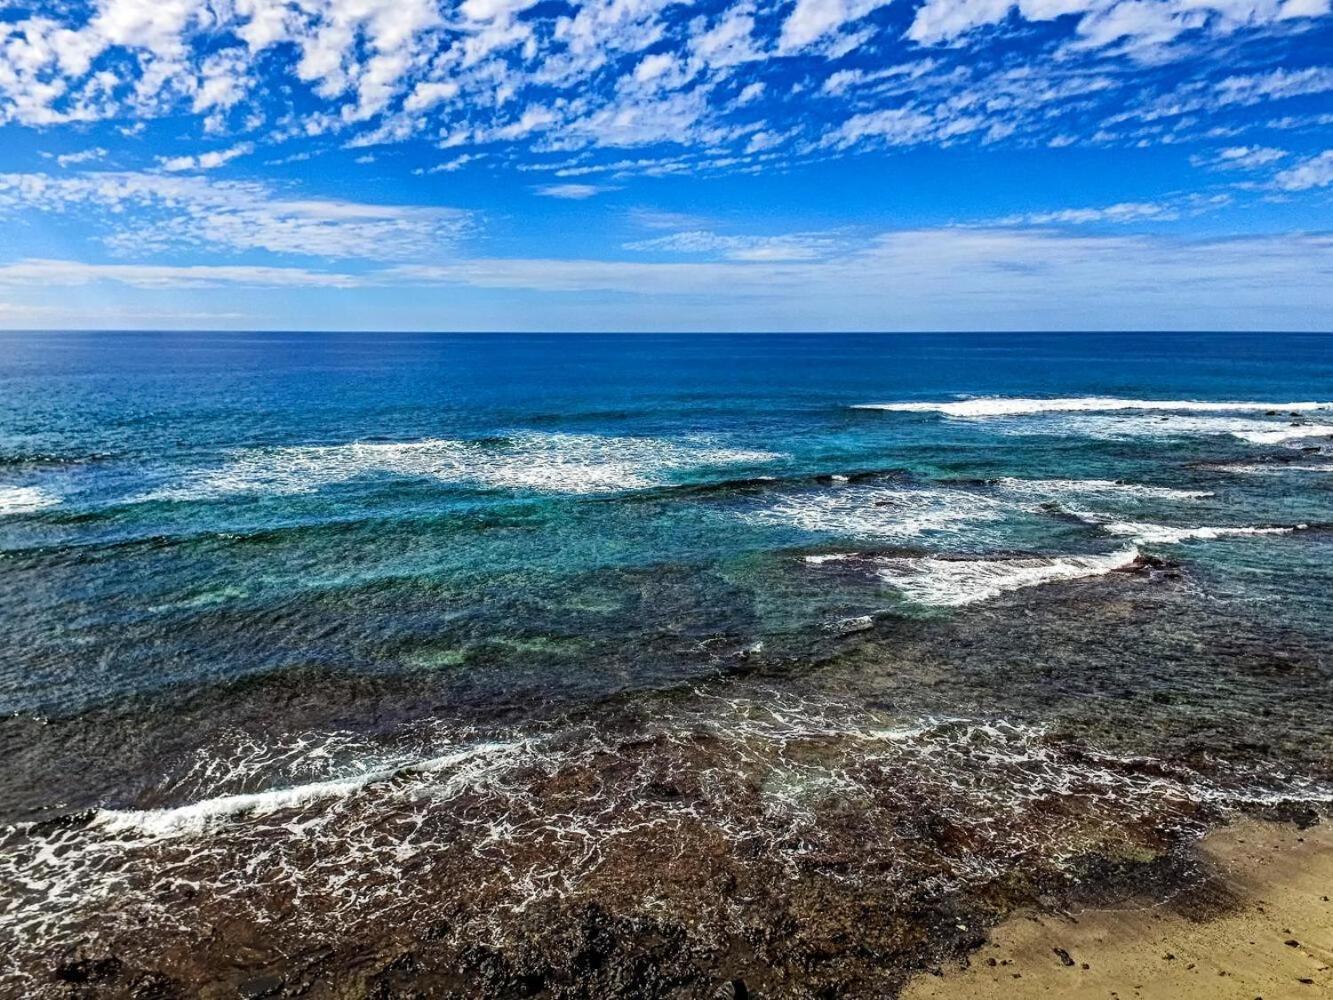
[{"x1": 0, "y1": 0, "x2": 1330, "y2": 331}]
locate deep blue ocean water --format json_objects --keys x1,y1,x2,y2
[
  {"x1": 3, "y1": 331, "x2": 1333, "y2": 992},
  {"x1": 4, "y1": 331, "x2": 1333, "y2": 713}
]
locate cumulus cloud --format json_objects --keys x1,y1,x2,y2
[
  {"x1": 0, "y1": 0, "x2": 1326, "y2": 169},
  {"x1": 157, "y1": 142, "x2": 254, "y2": 172}
]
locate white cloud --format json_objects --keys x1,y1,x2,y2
[
  {"x1": 0, "y1": 258, "x2": 363, "y2": 288},
  {"x1": 994, "y1": 194, "x2": 1231, "y2": 225},
  {"x1": 6, "y1": 228, "x2": 1333, "y2": 330},
  {"x1": 779, "y1": 0, "x2": 892, "y2": 51},
  {"x1": 1199, "y1": 145, "x2": 1288, "y2": 169},
  {"x1": 906, "y1": 0, "x2": 1327, "y2": 51},
  {"x1": 0, "y1": 171, "x2": 472, "y2": 260},
  {"x1": 54, "y1": 147, "x2": 108, "y2": 168},
  {"x1": 1273, "y1": 150, "x2": 1333, "y2": 190},
  {"x1": 534, "y1": 183, "x2": 609, "y2": 199},
  {"x1": 625, "y1": 229, "x2": 842, "y2": 261},
  {"x1": 157, "y1": 142, "x2": 254, "y2": 172}
]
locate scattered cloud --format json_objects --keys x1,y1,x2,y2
[
  {"x1": 0, "y1": 259, "x2": 363, "y2": 289},
  {"x1": 534, "y1": 183, "x2": 610, "y2": 199},
  {"x1": 625, "y1": 229, "x2": 842, "y2": 261},
  {"x1": 52, "y1": 148, "x2": 108, "y2": 168},
  {"x1": 157, "y1": 143, "x2": 254, "y2": 173},
  {"x1": 1192, "y1": 145, "x2": 1288, "y2": 170},
  {"x1": 0, "y1": 171, "x2": 472, "y2": 260},
  {"x1": 994, "y1": 194, "x2": 1232, "y2": 226},
  {"x1": 1273, "y1": 150, "x2": 1333, "y2": 190}
]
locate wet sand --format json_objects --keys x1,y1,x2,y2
[{"x1": 903, "y1": 818, "x2": 1333, "y2": 1000}]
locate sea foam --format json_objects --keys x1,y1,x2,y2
[
  {"x1": 91, "y1": 740, "x2": 529, "y2": 839},
  {"x1": 745, "y1": 485, "x2": 1007, "y2": 540},
  {"x1": 137, "y1": 433, "x2": 782, "y2": 502},
  {"x1": 994, "y1": 477, "x2": 1214, "y2": 500},
  {"x1": 1099, "y1": 521, "x2": 1303, "y2": 545},
  {"x1": 0, "y1": 485, "x2": 59, "y2": 516},
  {"x1": 809, "y1": 547, "x2": 1141, "y2": 607},
  {"x1": 854, "y1": 397, "x2": 1333, "y2": 418}
]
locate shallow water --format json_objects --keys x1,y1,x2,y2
[{"x1": 2, "y1": 332, "x2": 1332, "y2": 996}]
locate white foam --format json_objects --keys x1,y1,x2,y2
[
  {"x1": 1216, "y1": 463, "x2": 1333, "y2": 475},
  {"x1": 819, "y1": 547, "x2": 1142, "y2": 607},
  {"x1": 974, "y1": 412, "x2": 1333, "y2": 448},
  {"x1": 1098, "y1": 520, "x2": 1302, "y2": 545},
  {"x1": 137, "y1": 433, "x2": 781, "y2": 502},
  {"x1": 0, "y1": 485, "x2": 59, "y2": 515},
  {"x1": 745, "y1": 485, "x2": 1007, "y2": 540},
  {"x1": 91, "y1": 740, "x2": 527, "y2": 838},
  {"x1": 994, "y1": 477, "x2": 1214, "y2": 500},
  {"x1": 855, "y1": 397, "x2": 1333, "y2": 418}
]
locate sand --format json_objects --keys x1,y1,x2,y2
[{"x1": 903, "y1": 818, "x2": 1333, "y2": 1000}]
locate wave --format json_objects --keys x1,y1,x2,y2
[
  {"x1": 1215, "y1": 463, "x2": 1333, "y2": 475},
  {"x1": 808, "y1": 547, "x2": 1141, "y2": 606},
  {"x1": 6, "y1": 695, "x2": 1331, "y2": 987},
  {"x1": 135, "y1": 433, "x2": 783, "y2": 502},
  {"x1": 0, "y1": 485, "x2": 60, "y2": 516},
  {"x1": 854, "y1": 397, "x2": 1333, "y2": 418},
  {"x1": 744, "y1": 485, "x2": 1007, "y2": 540},
  {"x1": 1098, "y1": 520, "x2": 1304, "y2": 545},
  {"x1": 998, "y1": 413, "x2": 1333, "y2": 447},
  {"x1": 993, "y1": 477, "x2": 1214, "y2": 500},
  {"x1": 1060, "y1": 506, "x2": 1308, "y2": 544},
  {"x1": 91, "y1": 739, "x2": 528, "y2": 839}
]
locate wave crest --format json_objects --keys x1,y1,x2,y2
[
  {"x1": 809, "y1": 547, "x2": 1142, "y2": 606},
  {"x1": 137, "y1": 433, "x2": 782, "y2": 502},
  {"x1": 855, "y1": 397, "x2": 1332, "y2": 418}
]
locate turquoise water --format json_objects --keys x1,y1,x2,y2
[
  {"x1": 5, "y1": 331, "x2": 1333, "y2": 715},
  {"x1": 3, "y1": 331, "x2": 1333, "y2": 992}
]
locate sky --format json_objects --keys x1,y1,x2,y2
[{"x1": 0, "y1": 0, "x2": 1330, "y2": 331}]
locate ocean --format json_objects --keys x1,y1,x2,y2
[{"x1": 3, "y1": 331, "x2": 1333, "y2": 996}]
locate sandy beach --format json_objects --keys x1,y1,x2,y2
[{"x1": 903, "y1": 818, "x2": 1333, "y2": 1000}]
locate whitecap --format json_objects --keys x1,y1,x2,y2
[
  {"x1": 994, "y1": 477, "x2": 1214, "y2": 500},
  {"x1": 1001, "y1": 413, "x2": 1333, "y2": 447},
  {"x1": 137, "y1": 433, "x2": 782, "y2": 502},
  {"x1": 0, "y1": 485, "x2": 60, "y2": 516},
  {"x1": 1215, "y1": 463, "x2": 1333, "y2": 475},
  {"x1": 854, "y1": 397, "x2": 1332, "y2": 418},
  {"x1": 91, "y1": 739, "x2": 529, "y2": 839},
  {"x1": 745, "y1": 485, "x2": 1007, "y2": 540},
  {"x1": 812, "y1": 547, "x2": 1141, "y2": 607},
  {"x1": 1098, "y1": 521, "x2": 1302, "y2": 545}
]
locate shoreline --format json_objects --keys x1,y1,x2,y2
[{"x1": 903, "y1": 818, "x2": 1333, "y2": 999}]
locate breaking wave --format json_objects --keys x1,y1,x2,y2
[
  {"x1": 808, "y1": 547, "x2": 1142, "y2": 607},
  {"x1": 854, "y1": 397, "x2": 1333, "y2": 418},
  {"x1": 1099, "y1": 521, "x2": 1304, "y2": 545},
  {"x1": 0, "y1": 485, "x2": 60, "y2": 516},
  {"x1": 742, "y1": 485, "x2": 1008, "y2": 540},
  {"x1": 1216, "y1": 463, "x2": 1333, "y2": 475},
  {"x1": 993, "y1": 477, "x2": 1214, "y2": 501},
  {"x1": 135, "y1": 433, "x2": 782, "y2": 502},
  {"x1": 3, "y1": 695, "x2": 1327, "y2": 998},
  {"x1": 1062, "y1": 508, "x2": 1308, "y2": 544}
]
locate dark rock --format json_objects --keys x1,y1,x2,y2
[
  {"x1": 54, "y1": 956, "x2": 124, "y2": 984},
  {"x1": 237, "y1": 973, "x2": 284, "y2": 998}
]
